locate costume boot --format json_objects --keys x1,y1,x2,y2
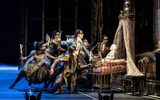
[{"x1": 9, "y1": 70, "x2": 26, "y2": 89}]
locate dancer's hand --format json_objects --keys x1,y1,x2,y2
[
  {"x1": 88, "y1": 63, "x2": 92, "y2": 66},
  {"x1": 50, "y1": 69, "x2": 54, "y2": 75},
  {"x1": 20, "y1": 56, "x2": 27, "y2": 61}
]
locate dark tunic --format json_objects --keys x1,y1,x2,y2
[{"x1": 48, "y1": 41, "x2": 59, "y2": 57}]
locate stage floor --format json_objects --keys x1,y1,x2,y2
[{"x1": 0, "y1": 64, "x2": 159, "y2": 100}]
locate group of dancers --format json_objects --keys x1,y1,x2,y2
[{"x1": 9, "y1": 29, "x2": 112, "y2": 93}]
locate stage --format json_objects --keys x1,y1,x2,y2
[{"x1": 0, "y1": 64, "x2": 159, "y2": 100}]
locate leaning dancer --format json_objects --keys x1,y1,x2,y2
[
  {"x1": 44, "y1": 30, "x2": 65, "y2": 63},
  {"x1": 43, "y1": 31, "x2": 66, "y2": 88},
  {"x1": 45, "y1": 29, "x2": 92, "y2": 88},
  {"x1": 47, "y1": 45, "x2": 78, "y2": 93},
  {"x1": 9, "y1": 41, "x2": 57, "y2": 89},
  {"x1": 44, "y1": 29, "x2": 92, "y2": 89}
]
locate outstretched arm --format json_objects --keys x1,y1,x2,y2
[
  {"x1": 81, "y1": 43, "x2": 92, "y2": 62},
  {"x1": 20, "y1": 50, "x2": 35, "y2": 61},
  {"x1": 46, "y1": 53, "x2": 57, "y2": 60},
  {"x1": 60, "y1": 38, "x2": 74, "y2": 46},
  {"x1": 50, "y1": 55, "x2": 69, "y2": 75},
  {"x1": 57, "y1": 45, "x2": 66, "y2": 51}
]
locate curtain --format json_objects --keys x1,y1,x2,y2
[{"x1": 91, "y1": 0, "x2": 103, "y2": 45}]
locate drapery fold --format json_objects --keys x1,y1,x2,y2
[{"x1": 113, "y1": 19, "x2": 144, "y2": 76}]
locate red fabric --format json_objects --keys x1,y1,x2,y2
[
  {"x1": 100, "y1": 59, "x2": 126, "y2": 74},
  {"x1": 100, "y1": 65, "x2": 126, "y2": 74}
]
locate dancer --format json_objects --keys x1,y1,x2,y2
[
  {"x1": 44, "y1": 29, "x2": 92, "y2": 92},
  {"x1": 9, "y1": 41, "x2": 57, "y2": 89},
  {"x1": 98, "y1": 35, "x2": 110, "y2": 58}
]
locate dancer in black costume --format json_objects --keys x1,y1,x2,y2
[{"x1": 43, "y1": 31, "x2": 65, "y2": 88}]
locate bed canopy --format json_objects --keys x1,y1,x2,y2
[{"x1": 113, "y1": 0, "x2": 143, "y2": 76}]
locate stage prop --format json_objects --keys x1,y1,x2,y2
[
  {"x1": 98, "y1": 91, "x2": 114, "y2": 100},
  {"x1": 91, "y1": 59, "x2": 126, "y2": 89},
  {"x1": 90, "y1": 0, "x2": 148, "y2": 95},
  {"x1": 25, "y1": 90, "x2": 42, "y2": 100}
]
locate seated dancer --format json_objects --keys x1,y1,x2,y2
[
  {"x1": 44, "y1": 29, "x2": 92, "y2": 89},
  {"x1": 98, "y1": 35, "x2": 110, "y2": 58},
  {"x1": 9, "y1": 41, "x2": 57, "y2": 89}
]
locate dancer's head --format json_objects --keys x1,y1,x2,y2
[
  {"x1": 52, "y1": 30, "x2": 61, "y2": 42},
  {"x1": 33, "y1": 41, "x2": 44, "y2": 51},
  {"x1": 74, "y1": 29, "x2": 84, "y2": 39}
]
